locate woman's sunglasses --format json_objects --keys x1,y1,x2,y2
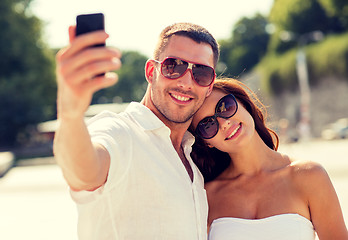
[
  {"x1": 195, "y1": 94, "x2": 238, "y2": 139},
  {"x1": 153, "y1": 57, "x2": 216, "y2": 87}
]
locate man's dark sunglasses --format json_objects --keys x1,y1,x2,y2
[
  {"x1": 195, "y1": 94, "x2": 238, "y2": 139},
  {"x1": 154, "y1": 57, "x2": 216, "y2": 87}
]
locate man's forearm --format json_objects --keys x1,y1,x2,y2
[{"x1": 53, "y1": 117, "x2": 109, "y2": 191}]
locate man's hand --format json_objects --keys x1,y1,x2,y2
[{"x1": 56, "y1": 26, "x2": 121, "y2": 121}]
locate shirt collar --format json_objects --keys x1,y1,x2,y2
[
  {"x1": 182, "y1": 131, "x2": 195, "y2": 149},
  {"x1": 125, "y1": 102, "x2": 196, "y2": 148},
  {"x1": 124, "y1": 102, "x2": 166, "y2": 130}
]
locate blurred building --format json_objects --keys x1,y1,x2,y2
[{"x1": 37, "y1": 103, "x2": 129, "y2": 139}]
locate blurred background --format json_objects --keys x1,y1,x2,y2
[{"x1": 0, "y1": 0, "x2": 347, "y2": 239}]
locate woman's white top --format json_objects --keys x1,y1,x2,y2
[{"x1": 208, "y1": 214, "x2": 316, "y2": 240}]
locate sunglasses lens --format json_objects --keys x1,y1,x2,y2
[
  {"x1": 161, "y1": 58, "x2": 188, "y2": 79},
  {"x1": 159, "y1": 58, "x2": 215, "y2": 86},
  {"x1": 217, "y1": 95, "x2": 238, "y2": 118},
  {"x1": 192, "y1": 65, "x2": 215, "y2": 86},
  {"x1": 196, "y1": 117, "x2": 218, "y2": 139}
]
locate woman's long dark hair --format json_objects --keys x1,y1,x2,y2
[{"x1": 190, "y1": 78, "x2": 279, "y2": 182}]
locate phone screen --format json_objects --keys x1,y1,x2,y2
[{"x1": 76, "y1": 13, "x2": 105, "y2": 47}]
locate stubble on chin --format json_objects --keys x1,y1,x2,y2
[
  {"x1": 150, "y1": 91, "x2": 196, "y2": 124},
  {"x1": 153, "y1": 99, "x2": 195, "y2": 124},
  {"x1": 150, "y1": 77, "x2": 206, "y2": 124}
]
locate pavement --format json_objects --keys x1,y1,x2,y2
[
  {"x1": 0, "y1": 164, "x2": 77, "y2": 240},
  {"x1": 0, "y1": 138, "x2": 347, "y2": 240}
]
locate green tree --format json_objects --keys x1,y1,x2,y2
[
  {"x1": 318, "y1": 0, "x2": 348, "y2": 30},
  {"x1": 258, "y1": 0, "x2": 348, "y2": 94},
  {"x1": 93, "y1": 51, "x2": 148, "y2": 103},
  {"x1": 219, "y1": 14, "x2": 270, "y2": 77},
  {"x1": 0, "y1": 0, "x2": 56, "y2": 147},
  {"x1": 268, "y1": 0, "x2": 332, "y2": 53}
]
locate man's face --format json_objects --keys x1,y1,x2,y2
[{"x1": 149, "y1": 35, "x2": 215, "y2": 125}]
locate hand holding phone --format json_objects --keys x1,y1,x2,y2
[{"x1": 55, "y1": 12, "x2": 120, "y2": 122}]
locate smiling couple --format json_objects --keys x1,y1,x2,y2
[{"x1": 54, "y1": 20, "x2": 347, "y2": 240}]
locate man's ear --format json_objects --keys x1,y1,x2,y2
[{"x1": 145, "y1": 59, "x2": 155, "y2": 84}]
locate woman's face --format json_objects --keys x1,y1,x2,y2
[{"x1": 192, "y1": 90, "x2": 255, "y2": 153}]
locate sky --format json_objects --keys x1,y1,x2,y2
[{"x1": 31, "y1": 0, "x2": 274, "y2": 57}]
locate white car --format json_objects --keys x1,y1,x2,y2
[{"x1": 321, "y1": 118, "x2": 348, "y2": 140}]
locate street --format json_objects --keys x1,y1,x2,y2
[
  {"x1": 0, "y1": 139, "x2": 347, "y2": 240},
  {"x1": 0, "y1": 164, "x2": 77, "y2": 240}
]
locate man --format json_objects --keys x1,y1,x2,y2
[{"x1": 54, "y1": 22, "x2": 219, "y2": 239}]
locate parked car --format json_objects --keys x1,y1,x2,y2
[{"x1": 321, "y1": 118, "x2": 348, "y2": 140}]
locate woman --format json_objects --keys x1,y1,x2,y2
[{"x1": 190, "y1": 78, "x2": 348, "y2": 240}]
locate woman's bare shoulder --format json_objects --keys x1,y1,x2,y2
[
  {"x1": 288, "y1": 159, "x2": 331, "y2": 189},
  {"x1": 289, "y1": 159, "x2": 327, "y2": 175}
]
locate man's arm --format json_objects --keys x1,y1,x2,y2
[
  {"x1": 53, "y1": 26, "x2": 121, "y2": 191},
  {"x1": 54, "y1": 118, "x2": 111, "y2": 191}
]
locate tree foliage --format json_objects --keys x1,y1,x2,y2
[
  {"x1": 217, "y1": 0, "x2": 348, "y2": 96},
  {"x1": 318, "y1": 0, "x2": 348, "y2": 30},
  {"x1": 257, "y1": 0, "x2": 348, "y2": 94},
  {"x1": 93, "y1": 51, "x2": 148, "y2": 103},
  {"x1": 268, "y1": 0, "x2": 347, "y2": 53},
  {"x1": 270, "y1": 0, "x2": 331, "y2": 34},
  {"x1": 218, "y1": 14, "x2": 270, "y2": 77},
  {"x1": 0, "y1": 0, "x2": 56, "y2": 147}
]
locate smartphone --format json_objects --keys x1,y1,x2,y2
[
  {"x1": 76, "y1": 13, "x2": 105, "y2": 76},
  {"x1": 76, "y1": 13, "x2": 105, "y2": 47}
]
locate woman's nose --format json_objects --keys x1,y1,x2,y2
[{"x1": 218, "y1": 117, "x2": 231, "y2": 130}]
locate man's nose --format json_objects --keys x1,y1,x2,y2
[{"x1": 176, "y1": 68, "x2": 195, "y2": 89}]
